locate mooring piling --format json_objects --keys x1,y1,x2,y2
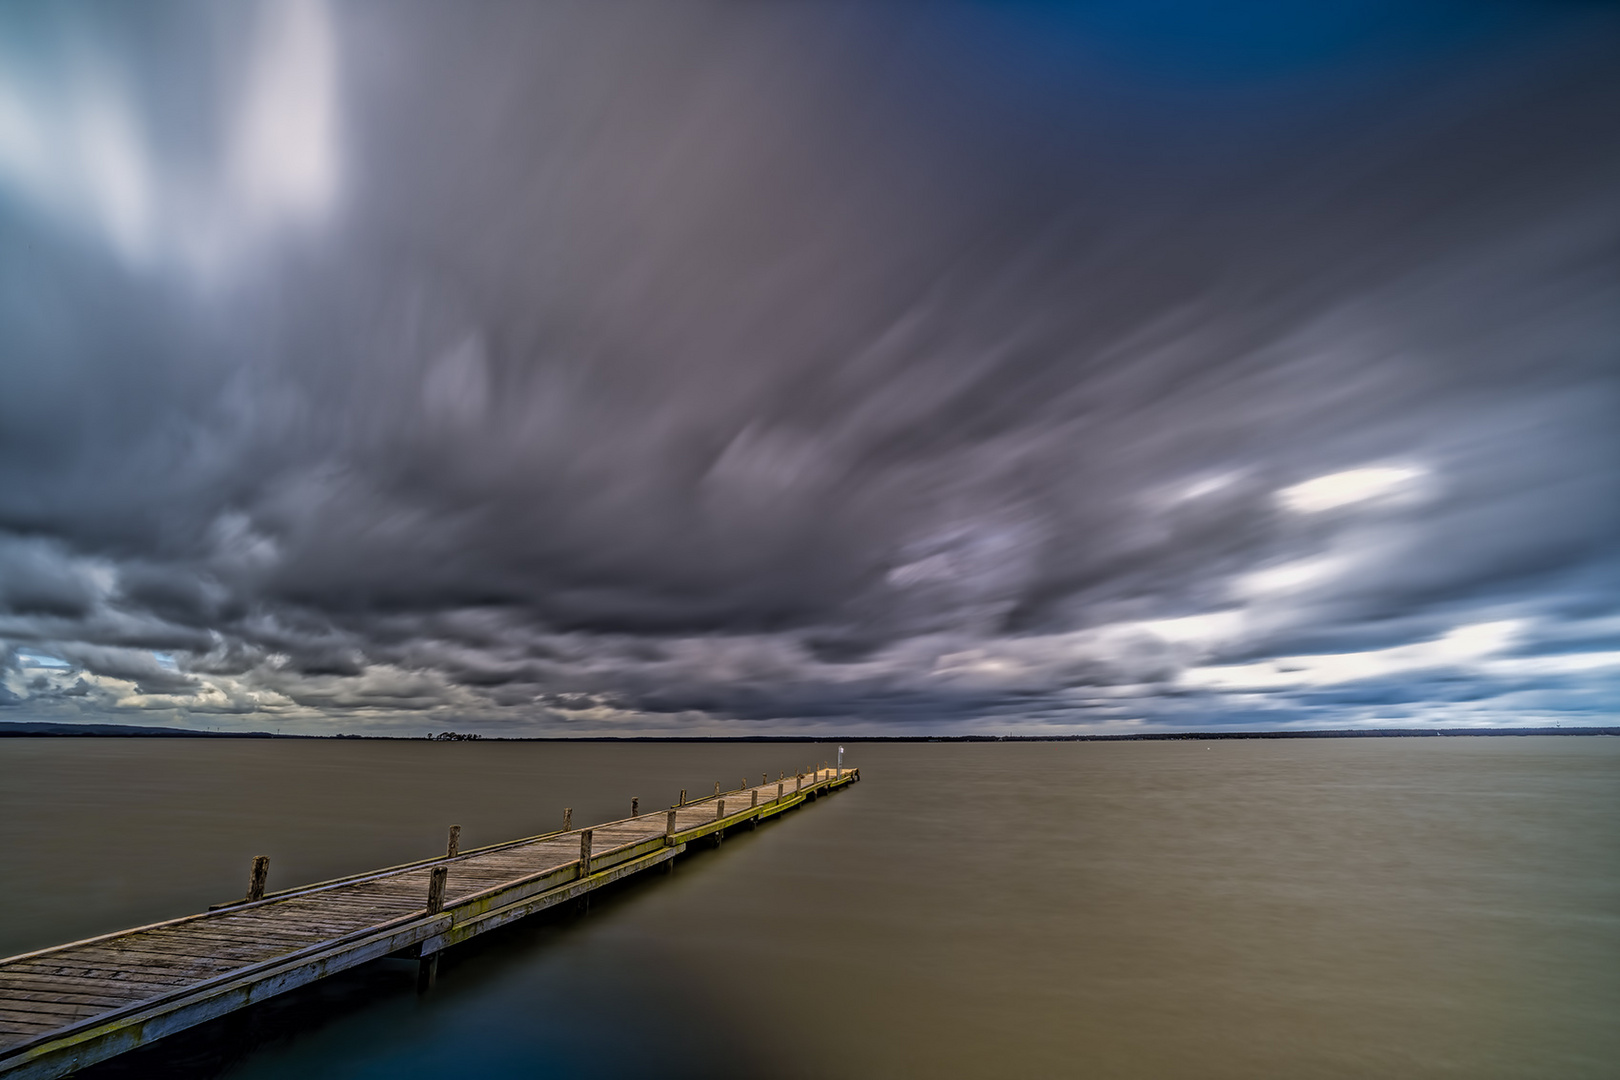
[{"x1": 244, "y1": 855, "x2": 269, "y2": 903}]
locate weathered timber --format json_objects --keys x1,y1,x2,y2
[
  {"x1": 425, "y1": 867, "x2": 448, "y2": 916},
  {"x1": 244, "y1": 857, "x2": 269, "y2": 904},
  {"x1": 0, "y1": 765, "x2": 860, "y2": 1080}
]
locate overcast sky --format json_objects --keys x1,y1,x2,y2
[{"x1": 1, "y1": 0, "x2": 1616, "y2": 735}]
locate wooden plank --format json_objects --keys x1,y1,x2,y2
[
  {"x1": 79, "y1": 938, "x2": 285, "y2": 964},
  {"x1": 205, "y1": 907, "x2": 387, "y2": 929},
  {"x1": 0, "y1": 985, "x2": 150, "y2": 1011},
  {"x1": 45, "y1": 949, "x2": 247, "y2": 975},
  {"x1": 0, "y1": 1011, "x2": 80, "y2": 1032},
  {"x1": 0, "y1": 974, "x2": 159, "y2": 997},
  {"x1": 0, "y1": 1001, "x2": 100, "y2": 1022},
  {"x1": 127, "y1": 924, "x2": 321, "y2": 947},
  {"x1": 2, "y1": 964, "x2": 192, "y2": 988},
  {"x1": 132, "y1": 929, "x2": 323, "y2": 951}
]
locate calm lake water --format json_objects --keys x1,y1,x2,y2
[{"x1": 2, "y1": 736, "x2": 1616, "y2": 1078}]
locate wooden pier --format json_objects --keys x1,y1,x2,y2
[{"x1": 0, "y1": 765, "x2": 859, "y2": 1079}]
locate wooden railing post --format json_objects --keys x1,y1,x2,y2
[
  {"x1": 714, "y1": 781, "x2": 720, "y2": 797},
  {"x1": 563, "y1": 807, "x2": 572, "y2": 831},
  {"x1": 751, "y1": 790, "x2": 758, "y2": 808},
  {"x1": 665, "y1": 808, "x2": 677, "y2": 844},
  {"x1": 679, "y1": 788, "x2": 686, "y2": 806},
  {"x1": 631, "y1": 797, "x2": 639, "y2": 817},
  {"x1": 777, "y1": 781, "x2": 784, "y2": 801},
  {"x1": 716, "y1": 799, "x2": 725, "y2": 820},
  {"x1": 446, "y1": 825, "x2": 461, "y2": 858},
  {"x1": 426, "y1": 865, "x2": 448, "y2": 914},
  {"x1": 579, "y1": 829, "x2": 593, "y2": 876},
  {"x1": 245, "y1": 855, "x2": 269, "y2": 902}
]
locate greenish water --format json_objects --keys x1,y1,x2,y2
[{"x1": 2, "y1": 736, "x2": 1616, "y2": 1078}]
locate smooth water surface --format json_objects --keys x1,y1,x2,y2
[{"x1": 2, "y1": 736, "x2": 1616, "y2": 1078}]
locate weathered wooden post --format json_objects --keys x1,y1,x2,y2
[
  {"x1": 751, "y1": 790, "x2": 758, "y2": 808},
  {"x1": 777, "y1": 781, "x2": 784, "y2": 801},
  {"x1": 741, "y1": 778, "x2": 748, "y2": 793},
  {"x1": 245, "y1": 855, "x2": 269, "y2": 902},
  {"x1": 665, "y1": 809, "x2": 678, "y2": 844},
  {"x1": 563, "y1": 808, "x2": 572, "y2": 831},
  {"x1": 446, "y1": 825, "x2": 461, "y2": 858},
  {"x1": 796, "y1": 774, "x2": 802, "y2": 792},
  {"x1": 631, "y1": 797, "x2": 639, "y2": 817},
  {"x1": 426, "y1": 865, "x2": 448, "y2": 914},
  {"x1": 579, "y1": 828, "x2": 593, "y2": 876},
  {"x1": 763, "y1": 773, "x2": 768, "y2": 786},
  {"x1": 679, "y1": 788, "x2": 687, "y2": 806},
  {"x1": 714, "y1": 781, "x2": 720, "y2": 797},
  {"x1": 419, "y1": 865, "x2": 449, "y2": 991},
  {"x1": 716, "y1": 799, "x2": 725, "y2": 820}
]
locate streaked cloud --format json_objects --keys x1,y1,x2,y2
[
  {"x1": 0, "y1": 1, "x2": 1616, "y2": 734},
  {"x1": 0, "y1": 0, "x2": 339, "y2": 277},
  {"x1": 1277, "y1": 466, "x2": 1428, "y2": 514}
]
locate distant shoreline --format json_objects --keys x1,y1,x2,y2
[{"x1": 0, "y1": 721, "x2": 1614, "y2": 741}]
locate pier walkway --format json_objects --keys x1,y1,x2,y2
[{"x1": 0, "y1": 765, "x2": 859, "y2": 1079}]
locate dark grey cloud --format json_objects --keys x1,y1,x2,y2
[{"x1": 0, "y1": 0, "x2": 1617, "y2": 733}]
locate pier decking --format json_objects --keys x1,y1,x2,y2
[{"x1": 0, "y1": 765, "x2": 859, "y2": 1079}]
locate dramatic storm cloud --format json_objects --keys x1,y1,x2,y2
[{"x1": 1, "y1": 1, "x2": 1616, "y2": 734}]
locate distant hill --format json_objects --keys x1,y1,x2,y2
[{"x1": 0, "y1": 721, "x2": 300, "y2": 738}]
